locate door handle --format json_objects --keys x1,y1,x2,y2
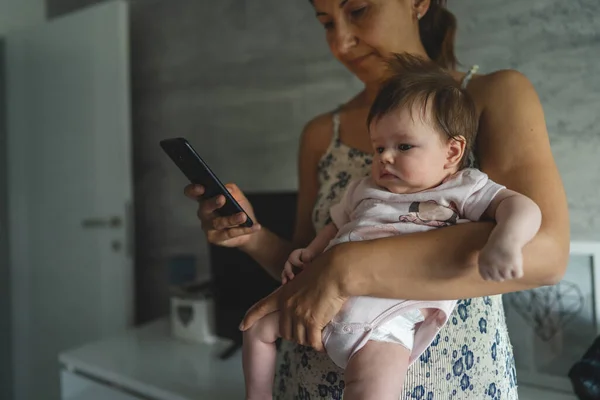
[{"x1": 81, "y1": 216, "x2": 122, "y2": 228}]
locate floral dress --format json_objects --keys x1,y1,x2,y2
[{"x1": 273, "y1": 67, "x2": 519, "y2": 399}]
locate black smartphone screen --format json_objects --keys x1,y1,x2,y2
[{"x1": 159, "y1": 137, "x2": 253, "y2": 227}]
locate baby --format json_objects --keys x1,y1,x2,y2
[{"x1": 242, "y1": 54, "x2": 542, "y2": 400}]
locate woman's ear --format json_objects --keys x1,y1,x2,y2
[
  {"x1": 445, "y1": 136, "x2": 466, "y2": 169},
  {"x1": 412, "y1": 0, "x2": 431, "y2": 20}
]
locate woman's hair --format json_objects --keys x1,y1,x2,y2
[
  {"x1": 309, "y1": 0, "x2": 458, "y2": 69},
  {"x1": 419, "y1": 0, "x2": 458, "y2": 69},
  {"x1": 367, "y1": 53, "x2": 477, "y2": 167}
]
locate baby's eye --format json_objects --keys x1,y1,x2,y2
[
  {"x1": 398, "y1": 144, "x2": 413, "y2": 151},
  {"x1": 376, "y1": 147, "x2": 384, "y2": 154}
]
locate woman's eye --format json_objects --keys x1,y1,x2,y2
[
  {"x1": 398, "y1": 144, "x2": 413, "y2": 151},
  {"x1": 323, "y1": 21, "x2": 334, "y2": 30},
  {"x1": 376, "y1": 147, "x2": 384, "y2": 154},
  {"x1": 350, "y1": 7, "x2": 367, "y2": 18}
]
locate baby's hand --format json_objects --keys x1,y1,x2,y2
[
  {"x1": 281, "y1": 248, "x2": 314, "y2": 284},
  {"x1": 478, "y1": 240, "x2": 524, "y2": 281}
]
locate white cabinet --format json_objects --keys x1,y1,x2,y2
[
  {"x1": 61, "y1": 370, "x2": 142, "y2": 400},
  {"x1": 59, "y1": 319, "x2": 245, "y2": 400},
  {"x1": 59, "y1": 318, "x2": 579, "y2": 400}
]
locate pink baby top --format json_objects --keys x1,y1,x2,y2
[{"x1": 321, "y1": 168, "x2": 505, "y2": 368}]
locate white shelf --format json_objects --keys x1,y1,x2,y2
[
  {"x1": 59, "y1": 319, "x2": 244, "y2": 400},
  {"x1": 59, "y1": 319, "x2": 580, "y2": 400}
]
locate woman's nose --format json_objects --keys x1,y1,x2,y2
[{"x1": 332, "y1": 20, "x2": 357, "y2": 56}]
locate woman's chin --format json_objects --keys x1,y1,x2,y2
[
  {"x1": 345, "y1": 64, "x2": 386, "y2": 85},
  {"x1": 356, "y1": 71, "x2": 384, "y2": 86}
]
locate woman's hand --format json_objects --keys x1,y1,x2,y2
[
  {"x1": 184, "y1": 182, "x2": 261, "y2": 249},
  {"x1": 240, "y1": 246, "x2": 349, "y2": 352}
]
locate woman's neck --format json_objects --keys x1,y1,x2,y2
[
  {"x1": 362, "y1": 84, "x2": 381, "y2": 105},
  {"x1": 350, "y1": 84, "x2": 381, "y2": 110}
]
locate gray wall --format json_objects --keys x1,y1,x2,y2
[
  {"x1": 46, "y1": 0, "x2": 600, "y2": 323},
  {"x1": 0, "y1": 39, "x2": 13, "y2": 400},
  {"x1": 450, "y1": 0, "x2": 600, "y2": 237},
  {"x1": 126, "y1": 1, "x2": 359, "y2": 322}
]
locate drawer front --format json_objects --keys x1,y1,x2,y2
[{"x1": 61, "y1": 370, "x2": 143, "y2": 400}]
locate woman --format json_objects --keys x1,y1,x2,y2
[{"x1": 185, "y1": 0, "x2": 569, "y2": 398}]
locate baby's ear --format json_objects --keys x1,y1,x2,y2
[{"x1": 445, "y1": 136, "x2": 466, "y2": 169}]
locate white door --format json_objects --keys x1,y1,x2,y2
[{"x1": 5, "y1": 1, "x2": 133, "y2": 399}]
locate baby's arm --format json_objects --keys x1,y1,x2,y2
[
  {"x1": 281, "y1": 223, "x2": 339, "y2": 283},
  {"x1": 307, "y1": 222, "x2": 339, "y2": 255},
  {"x1": 478, "y1": 189, "x2": 542, "y2": 281}
]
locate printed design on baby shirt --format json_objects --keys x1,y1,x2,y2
[
  {"x1": 347, "y1": 223, "x2": 403, "y2": 242},
  {"x1": 399, "y1": 200, "x2": 460, "y2": 227}
]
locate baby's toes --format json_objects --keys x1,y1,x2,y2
[
  {"x1": 479, "y1": 264, "x2": 494, "y2": 281},
  {"x1": 494, "y1": 267, "x2": 509, "y2": 280},
  {"x1": 510, "y1": 265, "x2": 524, "y2": 279},
  {"x1": 484, "y1": 265, "x2": 504, "y2": 282}
]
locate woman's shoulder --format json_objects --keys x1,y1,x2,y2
[
  {"x1": 303, "y1": 111, "x2": 335, "y2": 135},
  {"x1": 466, "y1": 68, "x2": 538, "y2": 107},
  {"x1": 470, "y1": 68, "x2": 532, "y2": 88},
  {"x1": 299, "y1": 111, "x2": 336, "y2": 158}
]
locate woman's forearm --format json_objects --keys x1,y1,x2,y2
[
  {"x1": 241, "y1": 228, "x2": 295, "y2": 280},
  {"x1": 335, "y1": 221, "x2": 568, "y2": 301}
]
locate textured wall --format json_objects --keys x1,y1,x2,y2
[
  {"x1": 0, "y1": 0, "x2": 46, "y2": 35},
  {"x1": 450, "y1": 0, "x2": 600, "y2": 239},
  {"x1": 127, "y1": 1, "x2": 360, "y2": 321},
  {"x1": 46, "y1": 0, "x2": 600, "y2": 322}
]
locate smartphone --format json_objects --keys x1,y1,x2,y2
[{"x1": 159, "y1": 137, "x2": 253, "y2": 227}]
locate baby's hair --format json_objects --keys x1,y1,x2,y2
[{"x1": 367, "y1": 53, "x2": 478, "y2": 167}]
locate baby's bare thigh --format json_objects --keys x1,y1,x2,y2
[
  {"x1": 245, "y1": 311, "x2": 280, "y2": 343},
  {"x1": 345, "y1": 340, "x2": 411, "y2": 392}
]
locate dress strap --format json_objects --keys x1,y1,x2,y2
[
  {"x1": 463, "y1": 65, "x2": 480, "y2": 169},
  {"x1": 331, "y1": 106, "x2": 343, "y2": 141},
  {"x1": 461, "y1": 65, "x2": 479, "y2": 89}
]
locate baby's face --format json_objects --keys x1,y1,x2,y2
[{"x1": 370, "y1": 106, "x2": 458, "y2": 194}]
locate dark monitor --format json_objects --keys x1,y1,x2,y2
[{"x1": 209, "y1": 191, "x2": 297, "y2": 348}]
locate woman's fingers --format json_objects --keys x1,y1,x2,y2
[
  {"x1": 184, "y1": 181, "x2": 261, "y2": 248},
  {"x1": 206, "y1": 224, "x2": 260, "y2": 243},
  {"x1": 280, "y1": 308, "x2": 293, "y2": 343},
  {"x1": 184, "y1": 184, "x2": 204, "y2": 199},
  {"x1": 198, "y1": 195, "x2": 225, "y2": 220},
  {"x1": 293, "y1": 317, "x2": 307, "y2": 347},
  {"x1": 308, "y1": 325, "x2": 325, "y2": 352},
  {"x1": 242, "y1": 251, "x2": 347, "y2": 354},
  {"x1": 212, "y1": 212, "x2": 249, "y2": 230},
  {"x1": 240, "y1": 289, "x2": 280, "y2": 331}
]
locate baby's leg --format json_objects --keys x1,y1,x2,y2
[
  {"x1": 242, "y1": 311, "x2": 280, "y2": 400},
  {"x1": 343, "y1": 340, "x2": 411, "y2": 400}
]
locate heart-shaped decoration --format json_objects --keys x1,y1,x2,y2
[
  {"x1": 506, "y1": 280, "x2": 584, "y2": 341},
  {"x1": 177, "y1": 305, "x2": 194, "y2": 327}
]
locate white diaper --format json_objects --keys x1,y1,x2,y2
[
  {"x1": 369, "y1": 308, "x2": 425, "y2": 350},
  {"x1": 322, "y1": 297, "x2": 453, "y2": 369}
]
